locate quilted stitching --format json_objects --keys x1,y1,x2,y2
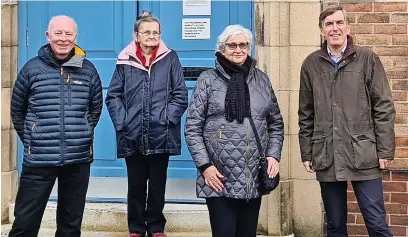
[{"x1": 185, "y1": 60, "x2": 284, "y2": 199}]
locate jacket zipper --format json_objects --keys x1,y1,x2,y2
[
  {"x1": 245, "y1": 119, "x2": 250, "y2": 201},
  {"x1": 60, "y1": 67, "x2": 65, "y2": 165},
  {"x1": 28, "y1": 123, "x2": 36, "y2": 154},
  {"x1": 66, "y1": 74, "x2": 72, "y2": 106}
]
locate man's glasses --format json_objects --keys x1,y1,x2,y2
[
  {"x1": 225, "y1": 42, "x2": 249, "y2": 50},
  {"x1": 138, "y1": 31, "x2": 161, "y2": 37}
]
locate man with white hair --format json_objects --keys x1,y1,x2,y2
[{"x1": 9, "y1": 15, "x2": 102, "y2": 237}]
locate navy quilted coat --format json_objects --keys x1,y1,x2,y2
[
  {"x1": 185, "y1": 58, "x2": 284, "y2": 199},
  {"x1": 11, "y1": 44, "x2": 103, "y2": 167},
  {"x1": 105, "y1": 41, "x2": 188, "y2": 157}
]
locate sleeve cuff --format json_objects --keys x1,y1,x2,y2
[{"x1": 198, "y1": 163, "x2": 212, "y2": 173}]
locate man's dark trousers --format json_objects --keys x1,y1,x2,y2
[
  {"x1": 320, "y1": 178, "x2": 393, "y2": 237},
  {"x1": 9, "y1": 163, "x2": 90, "y2": 237}
]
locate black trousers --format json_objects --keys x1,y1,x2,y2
[
  {"x1": 206, "y1": 197, "x2": 262, "y2": 237},
  {"x1": 125, "y1": 153, "x2": 170, "y2": 234},
  {"x1": 9, "y1": 163, "x2": 90, "y2": 237},
  {"x1": 320, "y1": 178, "x2": 393, "y2": 237}
]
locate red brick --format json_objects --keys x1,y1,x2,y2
[
  {"x1": 384, "y1": 193, "x2": 391, "y2": 202},
  {"x1": 348, "y1": 202, "x2": 361, "y2": 213},
  {"x1": 394, "y1": 58, "x2": 408, "y2": 68},
  {"x1": 392, "y1": 171, "x2": 408, "y2": 181},
  {"x1": 342, "y1": 3, "x2": 373, "y2": 12},
  {"x1": 374, "y1": 24, "x2": 407, "y2": 34},
  {"x1": 388, "y1": 71, "x2": 408, "y2": 79},
  {"x1": 396, "y1": 147, "x2": 408, "y2": 157},
  {"x1": 383, "y1": 181, "x2": 407, "y2": 192},
  {"x1": 356, "y1": 35, "x2": 390, "y2": 45},
  {"x1": 384, "y1": 171, "x2": 391, "y2": 181},
  {"x1": 393, "y1": 35, "x2": 408, "y2": 45},
  {"x1": 390, "y1": 215, "x2": 408, "y2": 225},
  {"x1": 385, "y1": 203, "x2": 408, "y2": 214},
  {"x1": 348, "y1": 213, "x2": 356, "y2": 224},
  {"x1": 347, "y1": 224, "x2": 368, "y2": 235},
  {"x1": 350, "y1": 24, "x2": 373, "y2": 34},
  {"x1": 395, "y1": 114, "x2": 407, "y2": 124},
  {"x1": 393, "y1": 91, "x2": 407, "y2": 101},
  {"x1": 389, "y1": 226, "x2": 407, "y2": 236},
  {"x1": 356, "y1": 214, "x2": 365, "y2": 224},
  {"x1": 348, "y1": 182, "x2": 354, "y2": 191},
  {"x1": 357, "y1": 13, "x2": 390, "y2": 23},
  {"x1": 348, "y1": 191, "x2": 357, "y2": 201},
  {"x1": 375, "y1": 46, "x2": 408, "y2": 56},
  {"x1": 392, "y1": 80, "x2": 408, "y2": 90},
  {"x1": 391, "y1": 13, "x2": 408, "y2": 23},
  {"x1": 392, "y1": 193, "x2": 408, "y2": 204},
  {"x1": 374, "y1": 3, "x2": 407, "y2": 12},
  {"x1": 388, "y1": 158, "x2": 408, "y2": 170}
]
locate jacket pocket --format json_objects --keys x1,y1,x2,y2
[
  {"x1": 311, "y1": 135, "x2": 331, "y2": 171},
  {"x1": 84, "y1": 115, "x2": 91, "y2": 131},
  {"x1": 28, "y1": 121, "x2": 37, "y2": 154},
  {"x1": 350, "y1": 133, "x2": 379, "y2": 169}
]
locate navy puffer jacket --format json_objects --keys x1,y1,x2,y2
[
  {"x1": 105, "y1": 41, "x2": 188, "y2": 157},
  {"x1": 11, "y1": 44, "x2": 103, "y2": 167}
]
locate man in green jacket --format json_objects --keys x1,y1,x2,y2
[{"x1": 298, "y1": 6, "x2": 395, "y2": 237}]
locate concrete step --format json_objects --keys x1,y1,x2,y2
[
  {"x1": 1, "y1": 224, "x2": 279, "y2": 237},
  {"x1": 7, "y1": 202, "x2": 294, "y2": 236},
  {"x1": 9, "y1": 202, "x2": 211, "y2": 233},
  {"x1": 1, "y1": 224, "x2": 212, "y2": 237}
]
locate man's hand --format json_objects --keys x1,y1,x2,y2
[
  {"x1": 203, "y1": 166, "x2": 224, "y2": 192},
  {"x1": 379, "y1": 159, "x2": 393, "y2": 169},
  {"x1": 267, "y1": 157, "x2": 279, "y2": 178},
  {"x1": 303, "y1": 161, "x2": 315, "y2": 173}
]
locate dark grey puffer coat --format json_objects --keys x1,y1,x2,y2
[{"x1": 185, "y1": 59, "x2": 284, "y2": 199}]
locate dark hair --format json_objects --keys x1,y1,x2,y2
[
  {"x1": 133, "y1": 10, "x2": 160, "y2": 32},
  {"x1": 319, "y1": 6, "x2": 348, "y2": 28}
]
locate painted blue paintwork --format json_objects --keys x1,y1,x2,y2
[{"x1": 18, "y1": 1, "x2": 253, "y2": 181}]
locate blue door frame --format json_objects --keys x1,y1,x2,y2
[{"x1": 17, "y1": 1, "x2": 254, "y2": 200}]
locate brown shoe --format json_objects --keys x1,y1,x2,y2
[{"x1": 151, "y1": 233, "x2": 167, "y2": 237}]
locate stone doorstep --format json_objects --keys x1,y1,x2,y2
[
  {"x1": 7, "y1": 202, "x2": 295, "y2": 237},
  {"x1": 1, "y1": 224, "x2": 293, "y2": 237},
  {"x1": 9, "y1": 202, "x2": 211, "y2": 233}
]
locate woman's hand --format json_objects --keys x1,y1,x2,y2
[
  {"x1": 267, "y1": 157, "x2": 279, "y2": 178},
  {"x1": 203, "y1": 166, "x2": 224, "y2": 192}
]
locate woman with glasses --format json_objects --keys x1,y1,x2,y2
[
  {"x1": 185, "y1": 25, "x2": 284, "y2": 237},
  {"x1": 105, "y1": 10, "x2": 188, "y2": 237}
]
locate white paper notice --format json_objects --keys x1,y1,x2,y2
[
  {"x1": 183, "y1": 0, "x2": 211, "y2": 16},
  {"x1": 182, "y1": 18, "x2": 210, "y2": 40}
]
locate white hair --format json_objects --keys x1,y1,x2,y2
[
  {"x1": 216, "y1": 25, "x2": 253, "y2": 53},
  {"x1": 47, "y1": 15, "x2": 78, "y2": 33}
]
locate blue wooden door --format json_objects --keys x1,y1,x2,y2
[
  {"x1": 19, "y1": 1, "x2": 253, "y2": 201},
  {"x1": 18, "y1": 1, "x2": 137, "y2": 177},
  {"x1": 140, "y1": 1, "x2": 254, "y2": 180}
]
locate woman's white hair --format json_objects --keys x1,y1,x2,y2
[{"x1": 216, "y1": 25, "x2": 253, "y2": 53}]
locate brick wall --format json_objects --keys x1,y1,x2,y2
[{"x1": 323, "y1": 1, "x2": 408, "y2": 236}]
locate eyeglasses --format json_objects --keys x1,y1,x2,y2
[
  {"x1": 138, "y1": 31, "x2": 161, "y2": 37},
  {"x1": 225, "y1": 42, "x2": 249, "y2": 50}
]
